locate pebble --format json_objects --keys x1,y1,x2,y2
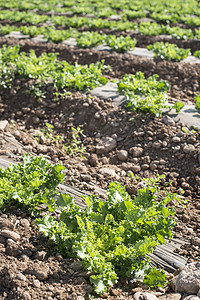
[
  {"x1": 183, "y1": 297, "x2": 200, "y2": 300},
  {"x1": 150, "y1": 163, "x2": 157, "y2": 171},
  {"x1": 117, "y1": 150, "x2": 128, "y2": 161},
  {"x1": 133, "y1": 292, "x2": 158, "y2": 300},
  {"x1": 54, "y1": 122, "x2": 62, "y2": 129},
  {"x1": 0, "y1": 218, "x2": 14, "y2": 230},
  {"x1": 191, "y1": 237, "x2": 200, "y2": 246},
  {"x1": 80, "y1": 174, "x2": 92, "y2": 182},
  {"x1": 96, "y1": 137, "x2": 117, "y2": 154},
  {"x1": 162, "y1": 115, "x2": 175, "y2": 126},
  {"x1": 5, "y1": 243, "x2": 22, "y2": 257},
  {"x1": 32, "y1": 116, "x2": 40, "y2": 124},
  {"x1": 27, "y1": 265, "x2": 49, "y2": 281},
  {"x1": 69, "y1": 261, "x2": 83, "y2": 272},
  {"x1": 37, "y1": 145, "x2": 48, "y2": 154},
  {"x1": 20, "y1": 219, "x2": 30, "y2": 228},
  {"x1": 99, "y1": 167, "x2": 120, "y2": 179},
  {"x1": 152, "y1": 141, "x2": 162, "y2": 149},
  {"x1": 0, "y1": 229, "x2": 20, "y2": 241},
  {"x1": 0, "y1": 120, "x2": 8, "y2": 131},
  {"x1": 131, "y1": 165, "x2": 141, "y2": 173},
  {"x1": 183, "y1": 144, "x2": 195, "y2": 154},
  {"x1": 34, "y1": 250, "x2": 47, "y2": 261},
  {"x1": 88, "y1": 153, "x2": 98, "y2": 166},
  {"x1": 172, "y1": 136, "x2": 181, "y2": 143},
  {"x1": 33, "y1": 279, "x2": 41, "y2": 288},
  {"x1": 158, "y1": 293, "x2": 181, "y2": 300},
  {"x1": 16, "y1": 272, "x2": 27, "y2": 281},
  {"x1": 129, "y1": 147, "x2": 143, "y2": 157},
  {"x1": 176, "y1": 262, "x2": 200, "y2": 294}
]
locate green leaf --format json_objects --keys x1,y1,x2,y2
[
  {"x1": 90, "y1": 276, "x2": 107, "y2": 295},
  {"x1": 56, "y1": 193, "x2": 74, "y2": 208},
  {"x1": 173, "y1": 102, "x2": 184, "y2": 113},
  {"x1": 144, "y1": 268, "x2": 167, "y2": 288}
]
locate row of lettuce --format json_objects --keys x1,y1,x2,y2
[
  {"x1": 1, "y1": 20, "x2": 200, "y2": 40},
  {"x1": 0, "y1": 154, "x2": 181, "y2": 294},
  {"x1": 1, "y1": 25, "x2": 200, "y2": 61},
  {"x1": 1, "y1": 9, "x2": 200, "y2": 38},
  {"x1": 0, "y1": 0, "x2": 200, "y2": 26},
  {"x1": 0, "y1": 44, "x2": 185, "y2": 116}
]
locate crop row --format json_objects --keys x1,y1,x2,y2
[
  {"x1": 0, "y1": 154, "x2": 179, "y2": 294},
  {"x1": 0, "y1": 9, "x2": 200, "y2": 39},
  {"x1": 1, "y1": 25, "x2": 200, "y2": 62},
  {"x1": 0, "y1": 44, "x2": 185, "y2": 116},
  {"x1": 1, "y1": 0, "x2": 200, "y2": 26}
]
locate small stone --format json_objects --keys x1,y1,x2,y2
[
  {"x1": 158, "y1": 293, "x2": 181, "y2": 300},
  {"x1": 0, "y1": 120, "x2": 8, "y2": 131},
  {"x1": 32, "y1": 116, "x2": 40, "y2": 124},
  {"x1": 69, "y1": 261, "x2": 83, "y2": 271},
  {"x1": 169, "y1": 276, "x2": 178, "y2": 291},
  {"x1": 35, "y1": 110, "x2": 45, "y2": 118},
  {"x1": 20, "y1": 219, "x2": 30, "y2": 228},
  {"x1": 33, "y1": 279, "x2": 40, "y2": 288},
  {"x1": 175, "y1": 262, "x2": 200, "y2": 294},
  {"x1": 83, "y1": 285, "x2": 93, "y2": 293},
  {"x1": 117, "y1": 150, "x2": 128, "y2": 161},
  {"x1": 77, "y1": 296, "x2": 85, "y2": 300},
  {"x1": 22, "y1": 291, "x2": 31, "y2": 300},
  {"x1": 172, "y1": 136, "x2": 181, "y2": 143},
  {"x1": 129, "y1": 147, "x2": 143, "y2": 157},
  {"x1": 0, "y1": 235, "x2": 6, "y2": 244},
  {"x1": 150, "y1": 163, "x2": 157, "y2": 171},
  {"x1": 34, "y1": 250, "x2": 47, "y2": 261},
  {"x1": 0, "y1": 219, "x2": 14, "y2": 230},
  {"x1": 37, "y1": 145, "x2": 48, "y2": 154},
  {"x1": 6, "y1": 243, "x2": 22, "y2": 257},
  {"x1": 88, "y1": 153, "x2": 98, "y2": 167},
  {"x1": 131, "y1": 165, "x2": 141, "y2": 173},
  {"x1": 183, "y1": 144, "x2": 195, "y2": 154},
  {"x1": 80, "y1": 174, "x2": 92, "y2": 182},
  {"x1": 191, "y1": 237, "x2": 200, "y2": 246},
  {"x1": 152, "y1": 141, "x2": 162, "y2": 149},
  {"x1": 162, "y1": 116, "x2": 175, "y2": 126},
  {"x1": 181, "y1": 182, "x2": 190, "y2": 189},
  {"x1": 13, "y1": 130, "x2": 21, "y2": 138},
  {"x1": 133, "y1": 292, "x2": 158, "y2": 300},
  {"x1": 141, "y1": 164, "x2": 149, "y2": 170},
  {"x1": 111, "y1": 289, "x2": 121, "y2": 296},
  {"x1": 54, "y1": 122, "x2": 62, "y2": 129},
  {"x1": 16, "y1": 272, "x2": 27, "y2": 281},
  {"x1": 99, "y1": 167, "x2": 120, "y2": 179},
  {"x1": 0, "y1": 229, "x2": 20, "y2": 241},
  {"x1": 183, "y1": 296, "x2": 200, "y2": 300},
  {"x1": 27, "y1": 264, "x2": 49, "y2": 281},
  {"x1": 96, "y1": 137, "x2": 117, "y2": 154}
]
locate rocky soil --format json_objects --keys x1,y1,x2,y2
[{"x1": 0, "y1": 36, "x2": 200, "y2": 299}]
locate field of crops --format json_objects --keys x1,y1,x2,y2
[{"x1": 0, "y1": 0, "x2": 200, "y2": 299}]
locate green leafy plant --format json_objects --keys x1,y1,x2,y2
[
  {"x1": 64, "y1": 126, "x2": 86, "y2": 157},
  {"x1": 36, "y1": 178, "x2": 179, "y2": 294},
  {"x1": 0, "y1": 45, "x2": 108, "y2": 93},
  {"x1": 195, "y1": 95, "x2": 200, "y2": 111},
  {"x1": 147, "y1": 42, "x2": 191, "y2": 61},
  {"x1": 105, "y1": 35, "x2": 136, "y2": 52},
  {"x1": 0, "y1": 154, "x2": 65, "y2": 215},
  {"x1": 76, "y1": 31, "x2": 105, "y2": 48},
  {"x1": 194, "y1": 50, "x2": 200, "y2": 59},
  {"x1": 173, "y1": 101, "x2": 184, "y2": 113},
  {"x1": 117, "y1": 72, "x2": 171, "y2": 116}
]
